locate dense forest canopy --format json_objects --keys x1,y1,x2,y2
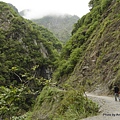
[{"x1": 0, "y1": 2, "x2": 62, "y2": 119}]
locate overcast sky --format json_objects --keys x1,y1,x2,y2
[{"x1": 1, "y1": 0, "x2": 90, "y2": 19}]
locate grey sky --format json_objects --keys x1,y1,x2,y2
[{"x1": 1, "y1": 0, "x2": 90, "y2": 19}]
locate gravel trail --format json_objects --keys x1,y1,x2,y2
[{"x1": 83, "y1": 93, "x2": 120, "y2": 120}]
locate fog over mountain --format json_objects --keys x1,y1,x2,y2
[
  {"x1": 20, "y1": 9, "x2": 80, "y2": 19},
  {"x1": 2, "y1": 0, "x2": 90, "y2": 19},
  {"x1": 31, "y1": 14, "x2": 79, "y2": 42}
]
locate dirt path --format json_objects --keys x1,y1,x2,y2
[{"x1": 82, "y1": 93, "x2": 120, "y2": 120}]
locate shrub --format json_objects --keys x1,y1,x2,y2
[{"x1": 27, "y1": 86, "x2": 99, "y2": 120}]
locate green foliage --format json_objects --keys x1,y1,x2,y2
[
  {"x1": 8, "y1": 3, "x2": 19, "y2": 14},
  {"x1": 53, "y1": 47, "x2": 85, "y2": 80},
  {"x1": 88, "y1": 0, "x2": 112, "y2": 11},
  {"x1": 0, "y1": 1, "x2": 61, "y2": 85},
  {"x1": 72, "y1": 15, "x2": 86, "y2": 35},
  {"x1": 54, "y1": 0, "x2": 114, "y2": 82},
  {"x1": 28, "y1": 86, "x2": 98, "y2": 120},
  {"x1": 101, "y1": 0, "x2": 112, "y2": 12},
  {"x1": 0, "y1": 1, "x2": 62, "y2": 119},
  {"x1": 0, "y1": 86, "x2": 30, "y2": 119},
  {"x1": 86, "y1": 21, "x2": 99, "y2": 36},
  {"x1": 1, "y1": 0, "x2": 118, "y2": 119},
  {"x1": 54, "y1": 27, "x2": 87, "y2": 80},
  {"x1": 55, "y1": 89, "x2": 98, "y2": 120},
  {"x1": 88, "y1": 0, "x2": 100, "y2": 9},
  {"x1": 32, "y1": 15, "x2": 79, "y2": 43}
]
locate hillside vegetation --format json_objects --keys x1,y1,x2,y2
[
  {"x1": 0, "y1": 2, "x2": 62, "y2": 119},
  {"x1": 27, "y1": 0, "x2": 120, "y2": 119},
  {"x1": 54, "y1": 0, "x2": 120, "y2": 93},
  {"x1": 8, "y1": 3, "x2": 19, "y2": 14},
  {"x1": 32, "y1": 15, "x2": 79, "y2": 43}
]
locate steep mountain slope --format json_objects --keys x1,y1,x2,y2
[
  {"x1": 0, "y1": 2, "x2": 62, "y2": 119},
  {"x1": 32, "y1": 15, "x2": 79, "y2": 43},
  {"x1": 0, "y1": 2, "x2": 61, "y2": 84},
  {"x1": 24, "y1": 0, "x2": 120, "y2": 120},
  {"x1": 54, "y1": 0, "x2": 120, "y2": 95}
]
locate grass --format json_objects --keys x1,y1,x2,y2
[{"x1": 25, "y1": 86, "x2": 99, "y2": 120}]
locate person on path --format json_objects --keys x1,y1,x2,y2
[{"x1": 113, "y1": 84, "x2": 120, "y2": 101}]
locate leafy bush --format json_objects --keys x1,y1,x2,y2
[
  {"x1": 28, "y1": 86, "x2": 99, "y2": 120},
  {"x1": 0, "y1": 86, "x2": 28, "y2": 119},
  {"x1": 101, "y1": 0, "x2": 112, "y2": 12},
  {"x1": 53, "y1": 47, "x2": 85, "y2": 80}
]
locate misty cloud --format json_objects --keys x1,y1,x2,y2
[
  {"x1": 21, "y1": 9, "x2": 74, "y2": 19},
  {"x1": 2, "y1": 0, "x2": 90, "y2": 19}
]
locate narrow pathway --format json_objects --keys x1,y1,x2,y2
[{"x1": 83, "y1": 93, "x2": 120, "y2": 120}]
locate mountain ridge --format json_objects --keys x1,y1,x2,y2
[
  {"x1": 8, "y1": 4, "x2": 79, "y2": 43},
  {"x1": 31, "y1": 14, "x2": 79, "y2": 43}
]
